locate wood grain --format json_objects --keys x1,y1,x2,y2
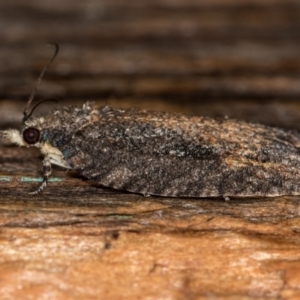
[{"x1": 1, "y1": 0, "x2": 300, "y2": 299}]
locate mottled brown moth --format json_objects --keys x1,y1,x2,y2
[{"x1": 1, "y1": 44, "x2": 300, "y2": 197}]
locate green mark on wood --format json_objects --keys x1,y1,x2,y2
[
  {"x1": 0, "y1": 176, "x2": 62, "y2": 182},
  {"x1": 20, "y1": 177, "x2": 63, "y2": 182},
  {"x1": 0, "y1": 176, "x2": 11, "y2": 182}
]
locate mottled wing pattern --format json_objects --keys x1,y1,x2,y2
[{"x1": 50, "y1": 106, "x2": 300, "y2": 197}]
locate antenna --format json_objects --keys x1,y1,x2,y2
[{"x1": 23, "y1": 43, "x2": 59, "y2": 122}]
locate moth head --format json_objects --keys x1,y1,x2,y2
[
  {"x1": 0, "y1": 44, "x2": 59, "y2": 148},
  {"x1": 0, "y1": 126, "x2": 41, "y2": 148}
]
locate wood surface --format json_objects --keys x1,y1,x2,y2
[{"x1": 1, "y1": 0, "x2": 300, "y2": 299}]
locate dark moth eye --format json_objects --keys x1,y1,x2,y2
[{"x1": 23, "y1": 127, "x2": 40, "y2": 144}]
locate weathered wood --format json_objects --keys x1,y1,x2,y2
[{"x1": 1, "y1": 0, "x2": 300, "y2": 299}]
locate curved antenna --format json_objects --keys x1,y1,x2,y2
[
  {"x1": 23, "y1": 43, "x2": 59, "y2": 121},
  {"x1": 23, "y1": 99, "x2": 58, "y2": 122}
]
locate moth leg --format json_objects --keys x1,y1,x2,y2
[{"x1": 29, "y1": 156, "x2": 52, "y2": 195}]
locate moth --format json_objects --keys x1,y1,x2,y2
[{"x1": 1, "y1": 44, "x2": 300, "y2": 197}]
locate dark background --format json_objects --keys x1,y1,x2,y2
[{"x1": 1, "y1": 0, "x2": 300, "y2": 129}]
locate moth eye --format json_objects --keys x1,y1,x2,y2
[{"x1": 23, "y1": 127, "x2": 40, "y2": 144}]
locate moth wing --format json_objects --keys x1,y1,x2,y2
[
  {"x1": 55, "y1": 121, "x2": 223, "y2": 197},
  {"x1": 54, "y1": 116, "x2": 300, "y2": 197}
]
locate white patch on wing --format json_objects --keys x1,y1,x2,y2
[{"x1": 41, "y1": 142, "x2": 71, "y2": 169}]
